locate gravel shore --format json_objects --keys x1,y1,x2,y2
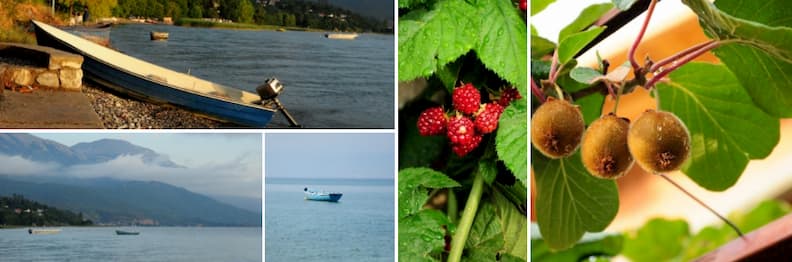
[{"x1": 82, "y1": 83, "x2": 234, "y2": 129}]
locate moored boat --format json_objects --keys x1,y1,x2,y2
[
  {"x1": 32, "y1": 20, "x2": 300, "y2": 127},
  {"x1": 304, "y1": 187, "x2": 342, "y2": 202},
  {"x1": 116, "y1": 230, "x2": 140, "y2": 235},
  {"x1": 28, "y1": 228, "x2": 61, "y2": 235},
  {"x1": 150, "y1": 31, "x2": 169, "y2": 40},
  {"x1": 324, "y1": 33, "x2": 358, "y2": 40}
]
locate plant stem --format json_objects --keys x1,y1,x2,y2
[
  {"x1": 649, "y1": 40, "x2": 715, "y2": 73},
  {"x1": 448, "y1": 171, "x2": 485, "y2": 262},
  {"x1": 628, "y1": 0, "x2": 658, "y2": 70},
  {"x1": 447, "y1": 189, "x2": 459, "y2": 224},
  {"x1": 611, "y1": 82, "x2": 622, "y2": 114},
  {"x1": 644, "y1": 41, "x2": 720, "y2": 89},
  {"x1": 531, "y1": 77, "x2": 546, "y2": 103},
  {"x1": 658, "y1": 173, "x2": 745, "y2": 239},
  {"x1": 549, "y1": 49, "x2": 560, "y2": 84}
]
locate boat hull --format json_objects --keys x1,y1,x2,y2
[
  {"x1": 116, "y1": 230, "x2": 140, "y2": 235},
  {"x1": 32, "y1": 21, "x2": 275, "y2": 127},
  {"x1": 29, "y1": 229, "x2": 61, "y2": 235},
  {"x1": 305, "y1": 192, "x2": 342, "y2": 202}
]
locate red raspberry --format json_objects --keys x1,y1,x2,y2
[
  {"x1": 497, "y1": 87, "x2": 523, "y2": 107},
  {"x1": 452, "y1": 134, "x2": 482, "y2": 157},
  {"x1": 417, "y1": 107, "x2": 447, "y2": 136},
  {"x1": 474, "y1": 103, "x2": 504, "y2": 134},
  {"x1": 446, "y1": 115, "x2": 475, "y2": 145},
  {"x1": 452, "y1": 83, "x2": 481, "y2": 114},
  {"x1": 519, "y1": 0, "x2": 527, "y2": 11}
]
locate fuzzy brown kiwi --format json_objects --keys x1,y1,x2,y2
[
  {"x1": 581, "y1": 113, "x2": 634, "y2": 179},
  {"x1": 627, "y1": 110, "x2": 690, "y2": 173},
  {"x1": 531, "y1": 97, "x2": 585, "y2": 158}
]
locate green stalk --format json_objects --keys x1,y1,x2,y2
[
  {"x1": 447, "y1": 189, "x2": 458, "y2": 224},
  {"x1": 448, "y1": 171, "x2": 485, "y2": 262}
]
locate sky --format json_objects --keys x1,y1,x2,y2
[
  {"x1": 14, "y1": 133, "x2": 263, "y2": 198},
  {"x1": 265, "y1": 133, "x2": 394, "y2": 179}
]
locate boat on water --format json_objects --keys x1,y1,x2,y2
[
  {"x1": 304, "y1": 187, "x2": 342, "y2": 202},
  {"x1": 324, "y1": 33, "x2": 359, "y2": 40},
  {"x1": 32, "y1": 20, "x2": 301, "y2": 127},
  {"x1": 150, "y1": 31, "x2": 169, "y2": 41},
  {"x1": 60, "y1": 23, "x2": 112, "y2": 46},
  {"x1": 28, "y1": 228, "x2": 61, "y2": 235},
  {"x1": 116, "y1": 230, "x2": 140, "y2": 235}
]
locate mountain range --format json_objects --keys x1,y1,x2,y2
[
  {"x1": 0, "y1": 134, "x2": 260, "y2": 226},
  {"x1": 309, "y1": 0, "x2": 393, "y2": 20}
]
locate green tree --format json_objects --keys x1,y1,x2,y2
[
  {"x1": 237, "y1": 0, "x2": 253, "y2": 23},
  {"x1": 188, "y1": 2, "x2": 203, "y2": 18}
]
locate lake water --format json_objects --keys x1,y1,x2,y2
[
  {"x1": 109, "y1": 24, "x2": 394, "y2": 128},
  {"x1": 265, "y1": 178, "x2": 394, "y2": 261},
  {"x1": 0, "y1": 227, "x2": 261, "y2": 261}
]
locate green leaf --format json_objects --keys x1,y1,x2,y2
[
  {"x1": 532, "y1": 150, "x2": 619, "y2": 250},
  {"x1": 399, "y1": 109, "x2": 448, "y2": 170},
  {"x1": 559, "y1": 3, "x2": 614, "y2": 41},
  {"x1": 398, "y1": 0, "x2": 477, "y2": 82},
  {"x1": 474, "y1": 0, "x2": 528, "y2": 96},
  {"x1": 612, "y1": 0, "x2": 638, "y2": 10},
  {"x1": 493, "y1": 188, "x2": 528, "y2": 260},
  {"x1": 531, "y1": 35, "x2": 556, "y2": 59},
  {"x1": 622, "y1": 218, "x2": 690, "y2": 261},
  {"x1": 496, "y1": 100, "x2": 528, "y2": 187},
  {"x1": 658, "y1": 63, "x2": 780, "y2": 191},
  {"x1": 398, "y1": 168, "x2": 461, "y2": 219},
  {"x1": 682, "y1": 0, "x2": 792, "y2": 117},
  {"x1": 557, "y1": 27, "x2": 605, "y2": 64},
  {"x1": 532, "y1": 224, "x2": 623, "y2": 262},
  {"x1": 531, "y1": 60, "x2": 551, "y2": 81},
  {"x1": 557, "y1": 70, "x2": 605, "y2": 125},
  {"x1": 399, "y1": 0, "x2": 430, "y2": 9},
  {"x1": 399, "y1": 209, "x2": 453, "y2": 262},
  {"x1": 463, "y1": 201, "x2": 505, "y2": 262},
  {"x1": 435, "y1": 58, "x2": 463, "y2": 92},
  {"x1": 733, "y1": 200, "x2": 791, "y2": 233},
  {"x1": 477, "y1": 143, "x2": 498, "y2": 185},
  {"x1": 569, "y1": 67, "x2": 603, "y2": 84},
  {"x1": 531, "y1": 0, "x2": 556, "y2": 16}
]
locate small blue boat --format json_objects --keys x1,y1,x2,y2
[{"x1": 304, "y1": 187, "x2": 342, "y2": 202}]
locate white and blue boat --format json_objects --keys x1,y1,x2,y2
[{"x1": 304, "y1": 187, "x2": 342, "y2": 202}]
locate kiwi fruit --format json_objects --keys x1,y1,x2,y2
[
  {"x1": 531, "y1": 97, "x2": 585, "y2": 158},
  {"x1": 581, "y1": 113, "x2": 634, "y2": 179},
  {"x1": 627, "y1": 110, "x2": 690, "y2": 173}
]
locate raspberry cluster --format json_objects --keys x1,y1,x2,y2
[{"x1": 417, "y1": 83, "x2": 521, "y2": 157}]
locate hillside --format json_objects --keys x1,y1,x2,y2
[{"x1": 0, "y1": 194, "x2": 93, "y2": 226}]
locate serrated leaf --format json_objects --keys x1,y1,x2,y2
[
  {"x1": 622, "y1": 218, "x2": 690, "y2": 262},
  {"x1": 532, "y1": 150, "x2": 619, "y2": 250},
  {"x1": 493, "y1": 188, "x2": 528, "y2": 260},
  {"x1": 474, "y1": 0, "x2": 528, "y2": 96},
  {"x1": 531, "y1": 0, "x2": 556, "y2": 16},
  {"x1": 477, "y1": 144, "x2": 498, "y2": 185},
  {"x1": 496, "y1": 100, "x2": 528, "y2": 187},
  {"x1": 558, "y1": 27, "x2": 605, "y2": 64},
  {"x1": 463, "y1": 201, "x2": 504, "y2": 261},
  {"x1": 399, "y1": 109, "x2": 448, "y2": 170},
  {"x1": 658, "y1": 63, "x2": 780, "y2": 191},
  {"x1": 612, "y1": 0, "x2": 638, "y2": 10},
  {"x1": 569, "y1": 67, "x2": 603, "y2": 84},
  {"x1": 682, "y1": 0, "x2": 792, "y2": 117},
  {"x1": 531, "y1": 35, "x2": 556, "y2": 59},
  {"x1": 435, "y1": 58, "x2": 463, "y2": 92},
  {"x1": 398, "y1": 0, "x2": 477, "y2": 82},
  {"x1": 399, "y1": 209, "x2": 453, "y2": 262},
  {"x1": 559, "y1": 3, "x2": 614, "y2": 41},
  {"x1": 398, "y1": 168, "x2": 461, "y2": 218}
]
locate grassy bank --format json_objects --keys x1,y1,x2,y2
[
  {"x1": 0, "y1": 0, "x2": 63, "y2": 44},
  {"x1": 174, "y1": 18, "x2": 324, "y2": 32}
]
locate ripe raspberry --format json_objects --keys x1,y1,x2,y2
[
  {"x1": 498, "y1": 87, "x2": 522, "y2": 107},
  {"x1": 474, "y1": 103, "x2": 504, "y2": 134},
  {"x1": 417, "y1": 107, "x2": 447, "y2": 136},
  {"x1": 446, "y1": 115, "x2": 475, "y2": 145},
  {"x1": 452, "y1": 134, "x2": 482, "y2": 157},
  {"x1": 452, "y1": 83, "x2": 481, "y2": 114},
  {"x1": 519, "y1": 0, "x2": 527, "y2": 11}
]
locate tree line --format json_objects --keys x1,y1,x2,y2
[{"x1": 0, "y1": 194, "x2": 93, "y2": 227}]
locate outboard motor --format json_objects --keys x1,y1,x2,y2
[{"x1": 256, "y1": 78, "x2": 301, "y2": 127}]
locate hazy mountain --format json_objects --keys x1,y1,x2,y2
[
  {"x1": 0, "y1": 134, "x2": 181, "y2": 167},
  {"x1": 308, "y1": 0, "x2": 393, "y2": 20},
  {"x1": 0, "y1": 175, "x2": 261, "y2": 226},
  {"x1": 211, "y1": 194, "x2": 262, "y2": 213}
]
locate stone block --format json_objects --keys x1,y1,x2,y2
[
  {"x1": 48, "y1": 53, "x2": 84, "y2": 70},
  {"x1": 36, "y1": 72, "x2": 60, "y2": 88},
  {"x1": 59, "y1": 68, "x2": 83, "y2": 90},
  {"x1": 9, "y1": 67, "x2": 33, "y2": 86}
]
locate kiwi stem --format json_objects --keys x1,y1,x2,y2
[
  {"x1": 644, "y1": 40, "x2": 721, "y2": 89},
  {"x1": 628, "y1": 0, "x2": 658, "y2": 71},
  {"x1": 611, "y1": 82, "x2": 622, "y2": 114},
  {"x1": 531, "y1": 77, "x2": 546, "y2": 103},
  {"x1": 448, "y1": 171, "x2": 485, "y2": 262},
  {"x1": 549, "y1": 49, "x2": 560, "y2": 84},
  {"x1": 653, "y1": 88, "x2": 660, "y2": 110},
  {"x1": 658, "y1": 173, "x2": 746, "y2": 239},
  {"x1": 649, "y1": 40, "x2": 716, "y2": 73}
]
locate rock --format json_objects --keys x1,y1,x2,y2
[
  {"x1": 48, "y1": 54, "x2": 84, "y2": 70},
  {"x1": 59, "y1": 68, "x2": 83, "y2": 90},
  {"x1": 36, "y1": 72, "x2": 60, "y2": 88},
  {"x1": 8, "y1": 67, "x2": 33, "y2": 86}
]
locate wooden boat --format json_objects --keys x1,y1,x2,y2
[
  {"x1": 32, "y1": 20, "x2": 299, "y2": 127},
  {"x1": 324, "y1": 33, "x2": 358, "y2": 40},
  {"x1": 150, "y1": 31, "x2": 169, "y2": 41},
  {"x1": 115, "y1": 230, "x2": 140, "y2": 235},
  {"x1": 28, "y1": 228, "x2": 61, "y2": 235},
  {"x1": 304, "y1": 187, "x2": 342, "y2": 202},
  {"x1": 60, "y1": 23, "x2": 112, "y2": 46}
]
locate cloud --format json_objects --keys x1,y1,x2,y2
[{"x1": 0, "y1": 154, "x2": 61, "y2": 175}]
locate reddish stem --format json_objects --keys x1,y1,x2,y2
[
  {"x1": 644, "y1": 41, "x2": 720, "y2": 89},
  {"x1": 548, "y1": 49, "x2": 560, "y2": 84},
  {"x1": 628, "y1": 0, "x2": 658, "y2": 70},
  {"x1": 531, "y1": 78, "x2": 546, "y2": 103},
  {"x1": 650, "y1": 40, "x2": 715, "y2": 73}
]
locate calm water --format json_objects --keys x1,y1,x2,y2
[
  {"x1": 0, "y1": 227, "x2": 261, "y2": 261},
  {"x1": 109, "y1": 24, "x2": 394, "y2": 128},
  {"x1": 265, "y1": 178, "x2": 394, "y2": 261}
]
